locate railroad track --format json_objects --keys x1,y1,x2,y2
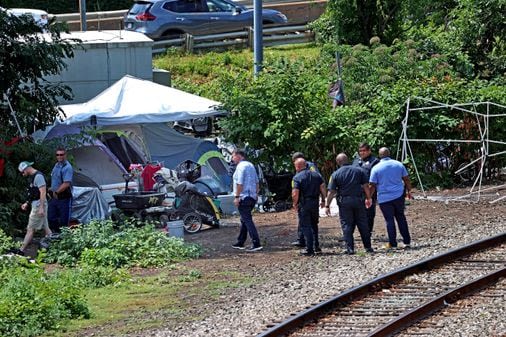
[{"x1": 257, "y1": 233, "x2": 506, "y2": 337}]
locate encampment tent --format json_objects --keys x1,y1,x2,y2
[{"x1": 46, "y1": 75, "x2": 232, "y2": 197}]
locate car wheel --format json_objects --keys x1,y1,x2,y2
[{"x1": 161, "y1": 30, "x2": 185, "y2": 40}]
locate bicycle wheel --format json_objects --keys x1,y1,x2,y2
[
  {"x1": 183, "y1": 212, "x2": 202, "y2": 233},
  {"x1": 456, "y1": 162, "x2": 477, "y2": 182}
]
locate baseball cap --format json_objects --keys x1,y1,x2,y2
[{"x1": 18, "y1": 161, "x2": 34, "y2": 172}]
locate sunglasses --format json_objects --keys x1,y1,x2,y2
[{"x1": 56, "y1": 153, "x2": 65, "y2": 156}]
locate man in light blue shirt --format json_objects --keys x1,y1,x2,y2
[
  {"x1": 231, "y1": 149, "x2": 263, "y2": 252},
  {"x1": 369, "y1": 147, "x2": 413, "y2": 250},
  {"x1": 48, "y1": 147, "x2": 73, "y2": 233}
]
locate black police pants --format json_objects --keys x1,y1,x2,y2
[
  {"x1": 338, "y1": 196, "x2": 371, "y2": 251},
  {"x1": 366, "y1": 198, "x2": 376, "y2": 234},
  {"x1": 297, "y1": 212, "x2": 305, "y2": 244},
  {"x1": 298, "y1": 204, "x2": 319, "y2": 253}
]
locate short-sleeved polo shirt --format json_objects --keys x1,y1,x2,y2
[
  {"x1": 51, "y1": 160, "x2": 73, "y2": 191},
  {"x1": 352, "y1": 155, "x2": 379, "y2": 179},
  {"x1": 292, "y1": 169, "x2": 323, "y2": 207},
  {"x1": 328, "y1": 164, "x2": 368, "y2": 197},
  {"x1": 369, "y1": 157, "x2": 408, "y2": 203}
]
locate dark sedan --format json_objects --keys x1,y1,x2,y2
[{"x1": 124, "y1": 0, "x2": 288, "y2": 40}]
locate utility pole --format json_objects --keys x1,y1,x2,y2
[
  {"x1": 253, "y1": 0, "x2": 263, "y2": 76},
  {"x1": 79, "y1": 0, "x2": 87, "y2": 31}
]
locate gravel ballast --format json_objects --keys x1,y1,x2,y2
[{"x1": 136, "y1": 196, "x2": 506, "y2": 337}]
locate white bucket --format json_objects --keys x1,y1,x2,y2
[{"x1": 166, "y1": 220, "x2": 184, "y2": 239}]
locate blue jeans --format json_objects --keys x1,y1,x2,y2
[
  {"x1": 48, "y1": 198, "x2": 72, "y2": 233},
  {"x1": 237, "y1": 197, "x2": 261, "y2": 247},
  {"x1": 379, "y1": 195, "x2": 411, "y2": 247},
  {"x1": 338, "y1": 196, "x2": 371, "y2": 251},
  {"x1": 298, "y1": 200, "x2": 320, "y2": 253}
]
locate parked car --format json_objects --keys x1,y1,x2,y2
[
  {"x1": 5, "y1": 8, "x2": 50, "y2": 29},
  {"x1": 124, "y1": 0, "x2": 288, "y2": 40}
]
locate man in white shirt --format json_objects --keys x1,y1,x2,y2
[{"x1": 231, "y1": 149, "x2": 263, "y2": 252}]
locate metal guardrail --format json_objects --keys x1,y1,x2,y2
[{"x1": 152, "y1": 24, "x2": 314, "y2": 54}]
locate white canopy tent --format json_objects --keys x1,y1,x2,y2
[{"x1": 56, "y1": 75, "x2": 226, "y2": 127}]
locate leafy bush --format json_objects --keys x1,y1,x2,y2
[
  {"x1": 0, "y1": 228, "x2": 18, "y2": 253},
  {"x1": 44, "y1": 219, "x2": 202, "y2": 268},
  {"x1": 0, "y1": 257, "x2": 90, "y2": 337},
  {"x1": 156, "y1": 42, "x2": 506, "y2": 185}
]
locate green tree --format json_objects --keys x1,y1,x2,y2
[
  {"x1": 218, "y1": 58, "x2": 331, "y2": 170},
  {"x1": 311, "y1": 0, "x2": 441, "y2": 45},
  {"x1": 405, "y1": 0, "x2": 505, "y2": 79},
  {"x1": 0, "y1": 12, "x2": 77, "y2": 234},
  {"x1": 0, "y1": 11, "x2": 76, "y2": 137}
]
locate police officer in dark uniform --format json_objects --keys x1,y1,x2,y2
[
  {"x1": 326, "y1": 153, "x2": 373, "y2": 254},
  {"x1": 292, "y1": 158, "x2": 326, "y2": 256},
  {"x1": 352, "y1": 142, "x2": 379, "y2": 235},
  {"x1": 291, "y1": 152, "x2": 322, "y2": 248}
]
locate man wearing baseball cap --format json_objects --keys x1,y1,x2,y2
[{"x1": 16, "y1": 161, "x2": 52, "y2": 255}]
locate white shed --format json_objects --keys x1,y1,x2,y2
[{"x1": 45, "y1": 30, "x2": 153, "y2": 104}]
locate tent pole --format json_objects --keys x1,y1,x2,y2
[{"x1": 3, "y1": 93, "x2": 25, "y2": 138}]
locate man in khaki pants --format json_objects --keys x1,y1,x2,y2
[{"x1": 15, "y1": 161, "x2": 52, "y2": 256}]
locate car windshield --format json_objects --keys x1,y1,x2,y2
[{"x1": 129, "y1": 2, "x2": 152, "y2": 14}]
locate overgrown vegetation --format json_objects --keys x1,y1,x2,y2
[
  {"x1": 43, "y1": 219, "x2": 202, "y2": 268},
  {"x1": 155, "y1": 43, "x2": 506, "y2": 181},
  {"x1": 0, "y1": 218, "x2": 202, "y2": 337},
  {"x1": 0, "y1": 257, "x2": 90, "y2": 337},
  {"x1": 0, "y1": 228, "x2": 17, "y2": 252}
]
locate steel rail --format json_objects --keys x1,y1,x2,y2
[
  {"x1": 256, "y1": 232, "x2": 506, "y2": 337},
  {"x1": 367, "y1": 266, "x2": 506, "y2": 336}
]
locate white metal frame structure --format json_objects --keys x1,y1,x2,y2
[{"x1": 398, "y1": 96, "x2": 506, "y2": 202}]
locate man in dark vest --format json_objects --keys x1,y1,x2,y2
[
  {"x1": 16, "y1": 161, "x2": 52, "y2": 255},
  {"x1": 292, "y1": 158, "x2": 326, "y2": 256}
]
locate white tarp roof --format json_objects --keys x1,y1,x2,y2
[{"x1": 57, "y1": 75, "x2": 225, "y2": 126}]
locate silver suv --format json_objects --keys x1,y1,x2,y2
[{"x1": 124, "y1": 0, "x2": 288, "y2": 40}]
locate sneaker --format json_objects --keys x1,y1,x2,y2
[
  {"x1": 9, "y1": 248, "x2": 25, "y2": 256},
  {"x1": 344, "y1": 249, "x2": 355, "y2": 255},
  {"x1": 232, "y1": 243, "x2": 245, "y2": 250},
  {"x1": 299, "y1": 250, "x2": 315, "y2": 256},
  {"x1": 403, "y1": 243, "x2": 411, "y2": 250},
  {"x1": 365, "y1": 247, "x2": 375, "y2": 253},
  {"x1": 315, "y1": 247, "x2": 322, "y2": 253},
  {"x1": 383, "y1": 243, "x2": 398, "y2": 250},
  {"x1": 291, "y1": 240, "x2": 306, "y2": 248},
  {"x1": 246, "y1": 246, "x2": 263, "y2": 252}
]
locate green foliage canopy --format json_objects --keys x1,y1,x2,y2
[{"x1": 0, "y1": 11, "x2": 76, "y2": 136}]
